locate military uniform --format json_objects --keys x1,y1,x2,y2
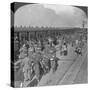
[
  {"x1": 19, "y1": 44, "x2": 28, "y2": 59},
  {"x1": 28, "y1": 46, "x2": 34, "y2": 58},
  {"x1": 21, "y1": 57, "x2": 32, "y2": 81},
  {"x1": 19, "y1": 44, "x2": 33, "y2": 82},
  {"x1": 32, "y1": 51, "x2": 42, "y2": 82},
  {"x1": 44, "y1": 45, "x2": 57, "y2": 72},
  {"x1": 41, "y1": 51, "x2": 51, "y2": 74},
  {"x1": 61, "y1": 44, "x2": 67, "y2": 56},
  {"x1": 27, "y1": 45, "x2": 36, "y2": 80},
  {"x1": 50, "y1": 47, "x2": 57, "y2": 72}
]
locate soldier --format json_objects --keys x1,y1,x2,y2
[
  {"x1": 14, "y1": 36, "x2": 19, "y2": 61},
  {"x1": 44, "y1": 44, "x2": 58, "y2": 73},
  {"x1": 32, "y1": 46, "x2": 43, "y2": 82},
  {"x1": 75, "y1": 46, "x2": 82, "y2": 56},
  {"x1": 15, "y1": 44, "x2": 32, "y2": 82},
  {"x1": 75, "y1": 39, "x2": 83, "y2": 56},
  {"x1": 22, "y1": 43, "x2": 37, "y2": 82},
  {"x1": 56, "y1": 38, "x2": 63, "y2": 55},
  {"x1": 22, "y1": 57, "x2": 32, "y2": 82},
  {"x1": 28, "y1": 45, "x2": 35, "y2": 59},
  {"x1": 41, "y1": 50, "x2": 51, "y2": 74},
  {"x1": 61, "y1": 42, "x2": 68, "y2": 56},
  {"x1": 49, "y1": 46, "x2": 58, "y2": 72},
  {"x1": 27, "y1": 42, "x2": 36, "y2": 80},
  {"x1": 19, "y1": 44, "x2": 28, "y2": 59},
  {"x1": 14, "y1": 44, "x2": 27, "y2": 71}
]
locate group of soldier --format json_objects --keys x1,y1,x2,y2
[
  {"x1": 15, "y1": 37, "x2": 60, "y2": 84},
  {"x1": 14, "y1": 33, "x2": 86, "y2": 87}
]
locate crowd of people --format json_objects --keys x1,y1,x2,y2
[{"x1": 14, "y1": 32, "x2": 87, "y2": 87}]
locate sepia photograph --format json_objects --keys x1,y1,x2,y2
[{"x1": 11, "y1": 2, "x2": 88, "y2": 88}]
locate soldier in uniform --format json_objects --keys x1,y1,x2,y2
[
  {"x1": 22, "y1": 57, "x2": 32, "y2": 82},
  {"x1": 41, "y1": 49, "x2": 51, "y2": 74},
  {"x1": 16, "y1": 43, "x2": 35, "y2": 83},
  {"x1": 56, "y1": 38, "x2": 63, "y2": 55},
  {"x1": 44, "y1": 43, "x2": 58, "y2": 73},
  {"x1": 14, "y1": 44, "x2": 30, "y2": 82},
  {"x1": 32, "y1": 46, "x2": 43, "y2": 82},
  {"x1": 19, "y1": 44, "x2": 28, "y2": 59},
  {"x1": 62, "y1": 42, "x2": 68, "y2": 56},
  {"x1": 14, "y1": 36, "x2": 19, "y2": 61},
  {"x1": 42, "y1": 44, "x2": 52, "y2": 73},
  {"x1": 27, "y1": 43, "x2": 35, "y2": 81},
  {"x1": 49, "y1": 46, "x2": 58, "y2": 72}
]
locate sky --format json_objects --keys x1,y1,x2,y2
[{"x1": 14, "y1": 4, "x2": 88, "y2": 28}]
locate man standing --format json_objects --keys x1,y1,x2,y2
[{"x1": 32, "y1": 46, "x2": 43, "y2": 82}]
